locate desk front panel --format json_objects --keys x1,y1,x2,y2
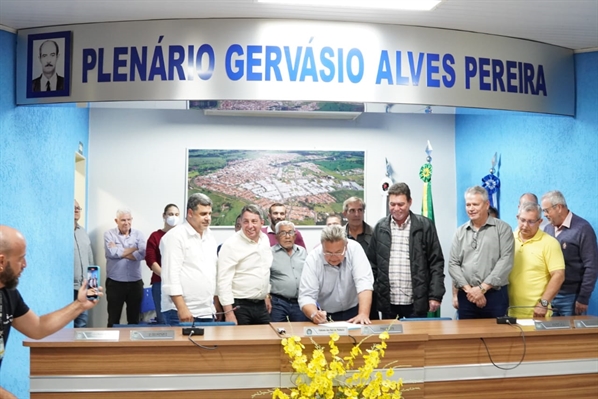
[
  {"x1": 27, "y1": 326, "x2": 282, "y2": 398},
  {"x1": 26, "y1": 320, "x2": 598, "y2": 398},
  {"x1": 425, "y1": 374, "x2": 598, "y2": 399}
]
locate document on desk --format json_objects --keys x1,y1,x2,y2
[
  {"x1": 517, "y1": 319, "x2": 536, "y2": 326},
  {"x1": 320, "y1": 321, "x2": 362, "y2": 330}
]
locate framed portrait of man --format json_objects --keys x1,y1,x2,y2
[{"x1": 26, "y1": 31, "x2": 71, "y2": 98}]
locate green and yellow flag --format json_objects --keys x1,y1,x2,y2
[
  {"x1": 419, "y1": 141, "x2": 440, "y2": 318},
  {"x1": 419, "y1": 163, "x2": 434, "y2": 222}
]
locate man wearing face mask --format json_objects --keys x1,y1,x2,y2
[
  {"x1": 160, "y1": 194, "x2": 220, "y2": 325},
  {"x1": 145, "y1": 204, "x2": 180, "y2": 324}
]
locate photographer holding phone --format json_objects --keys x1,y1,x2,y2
[
  {"x1": 0, "y1": 225, "x2": 102, "y2": 399},
  {"x1": 74, "y1": 199, "x2": 94, "y2": 327}
]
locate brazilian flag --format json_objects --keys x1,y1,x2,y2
[{"x1": 419, "y1": 162, "x2": 440, "y2": 318}]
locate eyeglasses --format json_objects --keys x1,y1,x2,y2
[
  {"x1": 541, "y1": 205, "x2": 556, "y2": 213},
  {"x1": 471, "y1": 231, "x2": 478, "y2": 250},
  {"x1": 75, "y1": 206, "x2": 82, "y2": 211},
  {"x1": 323, "y1": 247, "x2": 347, "y2": 257},
  {"x1": 517, "y1": 216, "x2": 540, "y2": 226},
  {"x1": 277, "y1": 230, "x2": 296, "y2": 237}
]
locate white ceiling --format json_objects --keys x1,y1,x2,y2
[{"x1": 0, "y1": 0, "x2": 596, "y2": 51}]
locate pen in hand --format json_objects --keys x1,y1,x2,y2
[{"x1": 311, "y1": 303, "x2": 327, "y2": 324}]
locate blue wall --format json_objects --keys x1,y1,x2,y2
[
  {"x1": 455, "y1": 51, "x2": 598, "y2": 315},
  {"x1": 0, "y1": 30, "x2": 89, "y2": 397}
]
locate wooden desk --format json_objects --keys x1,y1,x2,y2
[
  {"x1": 271, "y1": 318, "x2": 598, "y2": 399},
  {"x1": 25, "y1": 325, "x2": 282, "y2": 399},
  {"x1": 25, "y1": 318, "x2": 598, "y2": 398},
  {"x1": 416, "y1": 318, "x2": 598, "y2": 399}
]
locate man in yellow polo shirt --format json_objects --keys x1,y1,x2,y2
[{"x1": 509, "y1": 202, "x2": 565, "y2": 318}]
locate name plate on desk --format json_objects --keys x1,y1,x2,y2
[
  {"x1": 130, "y1": 330, "x2": 175, "y2": 340},
  {"x1": 304, "y1": 327, "x2": 349, "y2": 336},
  {"x1": 534, "y1": 320, "x2": 571, "y2": 330},
  {"x1": 75, "y1": 330, "x2": 120, "y2": 341},
  {"x1": 361, "y1": 325, "x2": 403, "y2": 335},
  {"x1": 574, "y1": 319, "x2": 598, "y2": 328}
]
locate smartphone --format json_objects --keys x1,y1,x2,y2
[{"x1": 86, "y1": 265, "x2": 100, "y2": 300}]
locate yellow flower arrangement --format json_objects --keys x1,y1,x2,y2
[{"x1": 267, "y1": 330, "x2": 402, "y2": 399}]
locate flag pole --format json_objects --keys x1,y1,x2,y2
[{"x1": 419, "y1": 141, "x2": 440, "y2": 318}]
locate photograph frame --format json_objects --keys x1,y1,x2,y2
[
  {"x1": 26, "y1": 30, "x2": 71, "y2": 99},
  {"x1": 186, "y1": 149, "x2": 366, "y2": 227}
]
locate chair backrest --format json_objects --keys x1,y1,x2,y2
[{"x1": 140, "y1": 287, "x2": 155, "y2": 313}]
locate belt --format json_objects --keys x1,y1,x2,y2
[
  {"x1": 271, "y1": 293, "x2": 299, "y2": 304},
  {"x1": 234, "y1": 298, "x2": 265, "y2": 304}
]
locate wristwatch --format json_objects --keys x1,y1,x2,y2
[{"x1": 539, "y1": 299, "x2": 549, "y2": 307}]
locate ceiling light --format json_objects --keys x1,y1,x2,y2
[{"x1": 256, "y1": 0, "x2": 442, "y2": 11}]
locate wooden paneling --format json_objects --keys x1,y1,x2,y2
[
  {"x1": 30, "y1": 344, "x2": 280, "y2": 375},
  {"x1": 401, "y1": 383, "x2": 424, "y2": 399},
  {"x1": 32, "y1": 389, "x2": 269, "y2": 399},
  {"x1": 425, "y1": 374, "x2": 598, "y2": 399},
  {"x1": 425, "y1": 334, "x2": 598, "y2": 366}
]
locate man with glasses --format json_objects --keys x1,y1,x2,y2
[
  {"x1": 509, "y1": 202, "x2": 564, "y2": 318},
  {"x1": 449, "y1": 186, "x2": 514, "y2": 319},
  {"x1": 518, "y1": 192, "x2": 548, "y2": 230},
  {"x1": 367, "y1": 183, "x2": 445, "y2": 320},
  {"x1": 541, "y1": 190, "x2": 598, "y2": 316},
  {"x1": 299, "y1": 225, "x2": 373, "y2": 324},
  {"x1": 269, "y1": 221, "x2": 308, "y2": 322},
  {"x1": 262, "y1": 203, "x2": 306, "y2": 248}
]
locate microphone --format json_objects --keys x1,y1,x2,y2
[
  {"x1": 183, "y1": 306, "x2": 240, "y2": 336},
  {"x1": 497, "y1": 305, "x2": 559, "y2": 324}
]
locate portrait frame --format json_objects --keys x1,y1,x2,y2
[
  {"x1": 26, "y1": 31, "x2": 71, "y2": 98},
  {"x1": 186, "y1": 149, "x2": 366, "y2": 227}
]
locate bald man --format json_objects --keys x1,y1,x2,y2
[{"x1": 0, "y1": 225, "x2": 101, "y2": 398}]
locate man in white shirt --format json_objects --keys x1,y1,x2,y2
[
  {"x1": 160, "y1": 193, "x2": 219, "y2": 325},
  {"x1": 218, "y1": 204, "x2": 273, "y2": 325},
  {"x1": 299, "y1": 225, "x2": 374, "y2": 325}
]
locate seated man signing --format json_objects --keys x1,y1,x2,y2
[{"x1": 298, "y1": 225, "x2": 374, "y2": 324}]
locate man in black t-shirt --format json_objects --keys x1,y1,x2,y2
[
  {"x1": 0, "y1": 225, "x2": 102, "y2": 398},
  {"x1": 0, "y1": 287, "x2": 30, "y2": 367}
]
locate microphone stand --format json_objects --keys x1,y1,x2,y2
[{"x1": 182, "y1": 306, "x2": 240, "y2": 336}]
